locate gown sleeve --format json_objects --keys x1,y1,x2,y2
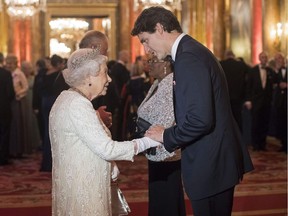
[{"x1": 68, "y1": 97, "x2": 135, "y2": 161}]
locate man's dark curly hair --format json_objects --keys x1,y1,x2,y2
[{"x1": 131, "y1": 6, "x2": 183, "y2": 36}]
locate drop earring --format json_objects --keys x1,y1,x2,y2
[{"x1": 163, "y1": 66, "x2": 167, "y2": 75}]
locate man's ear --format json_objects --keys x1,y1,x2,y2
[{"x1": 155, "y1": 23, "x2": 164, "y2": 34}]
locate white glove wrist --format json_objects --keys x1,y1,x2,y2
[
  {"x1": 111, "y1": 161, "x2": 120, "y2": 181},
  {"x1": 134, "y1": 137, "x2": 160, "y2": 155}
]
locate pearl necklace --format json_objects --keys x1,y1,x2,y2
[{"x1": 70, "y1": 87, "x2": 90, "y2": 101}]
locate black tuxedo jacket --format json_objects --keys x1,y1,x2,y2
[
  {"x1": 220, "y1": 58, "x2": 250, "y2": 103},
  {"x1": 0, "y1": 67, "x2": 15, "y2": 120},
  {"x1": 110, "y1": 62, "x2": 130, "y2": 94},
  {"x1": 247, "y1": 65, "x2": 274, "y2": 111},
  {"x1": 274, "y1": 66, "x2": 287, "y2": 109},
  {"x1": 163, "y1": 35, "x2": 254, "y2": 200}
]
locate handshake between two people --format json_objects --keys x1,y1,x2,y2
[
  {"x1": 133, "y1": 125, "x2": 165, "y2": 155},
  {"x1": 111, "y1": 125, "x2": 165, "y2": 182}
]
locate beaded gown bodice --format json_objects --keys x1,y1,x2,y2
[{"x1": 137, "y1": 73, "x2": 181, "y2": 161}]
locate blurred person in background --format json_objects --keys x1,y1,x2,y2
[
  {"x1": 40, "y1": 54, "x2": 69, "y2": 172},
  {"x1": 274, "y1": 53, "x2": 287, "y2": 153},
  {"x1": 0, "y1": 53, "x2": 15, "y2": 165},
  {"x1": 5, "y1": 54, "x2": 29, "y2": 158},
  {"x1": 246, "y1": 51, "x2": 275, "y2": 151},
  {"x1": 123, "y1": 55, "x2": 150, "y2": 140},
  {"x1": 220, "y1": 50, "x2": 250, "y2": 132},
  {"x1": 110, "y1": 50, "x2": 131, "y2": 140},
  {"x1": 32, "y1": 57, "x2": 50, "y2": 148},
  {"x1": 21, "y1": 61, "x2": 41, "y2": 153}
]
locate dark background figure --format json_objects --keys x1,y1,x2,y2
[
  {"x1": 32, "y1": 57, "x2": 50, "y2": 149},
  {"x1": 0, "y1": 53, "x2": 15, "y2": 165},
  {"x1": 5, "y1": 54, "x2": 29, "y2": 159},
  {"x1": 122, "y1": 55, "x2": 151, "y2": 140},
  {"x1": 21, "y1": 60, "x2": 41, "y2": 154},
  {"x1": 110, "y1": 50, "x2": 131, "y2": 95},
  {"x1": 92, "y1": 60, "x2": 120, "y2": 140},
  {"x1": 220, "y1": 50, "x2": 250, "y2": 132},
  {"x1": 267, "y1": 57, "x2": 279, "y2": 138},
  {"x1": 40, "y1": 54, "x2": 68, "y2": 172},
  {"x1": 273, "y1": 53, "x2": 287, "y2": 153},
  {"x1": 110, "y1": 50, "x2": 131, "y2": 140},
  {"x1": 247, "y1": 51, "x2": 275, "y2": 151}
]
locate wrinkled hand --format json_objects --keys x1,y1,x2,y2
[
  {"x1": 97, "y1": 106, "x2": 112, "y2": 128},
  {"x1": 145, "y1": 125, "x2": 165, "y2": 143}
]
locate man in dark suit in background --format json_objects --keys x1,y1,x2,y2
[
  {"x1": 109, "y1": 50, "x2": 131, "y2": 140},
  {"x1": 274, "y1": 52, "x2": 287, "y2": 153},
  {"x1": 220, "y1": 50, "x2": 250, "y2": 131},
  {"x1": 109, "y1": 50, "x2": 131, "y2": 95},
  {"x1": 246, "y1": 51, "x2": 275, "y2": 151},
  {"x1": 131, "y1": 6, "x2": 254, "y2": 216},
  {"x1": 0, "y1": 53, "x2": 15, "y2": 165}
]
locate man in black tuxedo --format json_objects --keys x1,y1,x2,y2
[
  {"x1": 109, "y1": 50, "x2": 131, "y2": 140},
  {"x1": 109, "y1": 50, "x2": 131, "y2": 95},
  {"x1": 246, "y1": 51, "x2": 275, "y2": 151},
  {"x1": 220, "y1": 50, "x2": 250, "y2": 131},
  {"x1": 131, "y1": 7, "x2": 254, "y2": 216},
  {"x1": 274, "y1": 53, "x2": 287, "y2": 153},
  {"x1": 0, "y1": 53, "x2": 15, "y2": 165}
]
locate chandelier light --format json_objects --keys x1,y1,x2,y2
[
  {"x1": 49, "y1": 18, "x2": 89, "y2": 42},
  {"x1": 49, "y1": 18, "x2": 90, "y2": 57},
  {"x1": 134, "y1": 0, "x2": 182, "y2": 11},
  {"x1": 270, "y1": 22, "x2": 288, "y2": 39},
  {"x1": 49, "y1": 18, "x2": 89, "y2": 32},
  {"x1": 0, "y1": 0, "x2": 46, "y2": 19},
  {"x1": 270, "y1": 22, "x2": 288, "y2": 50}
]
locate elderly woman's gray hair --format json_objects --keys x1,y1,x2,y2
[{"x1": 62, "y1": 48, "x2": 107, "y2": 87}]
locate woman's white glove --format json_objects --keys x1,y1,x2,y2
[
  {"x1": 111, "y1": 161, "x2": 120, "y2": 182},
  {"x1": 134, "y1": 137, "x2": 161, "y2": 155}
]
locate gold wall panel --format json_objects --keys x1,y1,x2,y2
[
  {"x1": 48, "y1": 0, "x2": 117, "y2": 3},
  {"x1": 0, "y1": 8, "x2": 9, "y2": 55}
]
